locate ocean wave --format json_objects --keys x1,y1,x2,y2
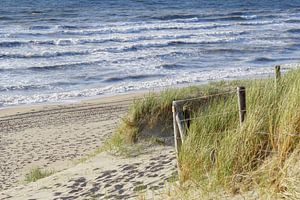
[
  {"x1": 0, "y1": 16, "x2": 14, "y2": 20},
  {"x1": 203, "y1": 48, "x2": 245, "y2": 54},
  {"x1": 37, "y1": 23, "x2": 231, "y2": 37},
  {"x1": 6, "y1": 22, "x2": 233, "y2": 44},
  {"x1": 1, "y1": 29, "x2": 232, "y2": 48},
  {"x1": 286, "y1": 28, "x2": 300, "y2": 34},
  {"x1": 0, "y1": 84, "x2": 46, "y2": 92},
  {"x1": 284, "y1": 19, "x2": 300, "y2": 23},
  {"x1": 252, "y1": 57, "x2": 276, "y2": 62},
  {"x1": 218, "y1": 15, "x2": 257, "y2": 21},
  {"x1": 0, "y1": 81, "x2": 82, "y2": 92},
  {"x1": 0, "y1": 40, "x2": 56, "y2": 48},
  {"x1": 73, "y1": 75, "x2": 104, "y2": 82},
  {"x1": 112, "y1": 38, "x2": 237, "y2": 52},
  {"x1": 108, "y1": 42, "x2": 183, "y2": 52},
  {"x1": 59, "y1": 25, "x2": 79, "y2": 30},
  {"x1": 151, "y1": 14, "x2": 200, "y2": 21},
  {"x1": 26, "y1": 65, "x2": 72, "y2": 71},
  {"x1": 151, "y1": 13, "x2": 259, "y2": 22},
  {"x1": 29, "y1": 25, "x2": 52, "y2": 30},
  {"x1": 0, "y1": 60, "x2": 103, "y2": 72},
  {"x1": 0, "y1": 38, "x2": 114, "y2": 48},
  {"x1": 1, "y1": 27, "x2": 242, "y2": 50},
  {"x1": 22, "y1": 10, "x2": 45, "y2": 15},
  {"x1": 0, "y1": 50, "x2": 90, "y2": 59},
  {"x1": 26, "y1": 61, "x2": 102, "y2": 71},
  {"x1": 237, "y1": 20, "x2": 274, "y2": 26},
  {"x1": 240, "y1": 15, "x2": 257, "y2": 20},
  {"x1": 287, "y1": 43, "x2": 300, "y2": 50},
  {"x1": 58, "y1": 25, "x2": 103, "y2": 30},
  {"x1": 49, "y1": 81, "x2": 82, "y2": 87},
  {"x1": 0, "y1": 41, "x2": 26, "y2": 48},
  {"x1": 228, "y1": 11, "x2": 248, "y2": 16},
  {"x1": 104, "y1": 74, "x2": 164, "y2": 83},
  {"x1": 157, "y1": 64, "x2": 186, "y2": 70}
]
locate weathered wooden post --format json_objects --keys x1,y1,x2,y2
[
  {"x1": 176, "y1": 110, "x2": 186, "y2": 142},
  {"x1": 183, "y1": 105, "x2": 191, "y2": 130},
  {"x1": 172, "y1": 101, "x2": 182, "y2": 176},
  {"x1": 237, "y1": 86, "x2": 246, "y2": 125},
  {"x1": 172, "y1": 101, "x2": 181, "y2": 157},
  {"x1": 275, "y1": 65, "x2": 281, "y2": 83},
  {"x1": 275, "y1": 65, "x2": 281, "y2": 90}
]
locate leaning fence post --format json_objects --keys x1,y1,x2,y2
[
  {"x1": 237, "y1": 86, "x2": 246, "y2": 125},
  {"x1": 176, "y1": 111, "x2": 186, "y2": 142},
  {"x1": 172, "y1": 101, "x2": 182, "y2": 170}
]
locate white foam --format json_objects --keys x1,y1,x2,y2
[{"x1": 1, "y1": 64, "x2": 299, "y2": 107}]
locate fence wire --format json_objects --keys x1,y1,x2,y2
[
  {"x1": 180, "y1": 110, "x2": 239, "y2": 122},
  {"x1": 107, "y1": 84, "x2": 272, "y2": 106},
  {"x1": 174, "y1": 90, "x2": 237, "y2": 103}
]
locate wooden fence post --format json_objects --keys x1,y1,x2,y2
[
  {"x1": 172, "y1": 101, "x2": 183, "y2": 176},
  {"x1": 172, "y1": 102, "x2": 181, "y2": 154},
  {"x1": 237, "y1": 86, "x2": 246, "y2": 125},
  {"x1": 275, "y1": 65, "x2": 281, "y2": 82},
  {"x1": 183, "y1": 105, "x2": 191, "y2": 130},
  {"x1": 275, "y1": 65, "x2": 281, "y2": 89},
  {"x1": 175, "y1": 111, "x2": 186, "y2": 142}
]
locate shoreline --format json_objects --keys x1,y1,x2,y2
[
  {"x1": 0, "y1": 90, "x2": 145, "y2": 119},
  {"x1": 1, "y1": 62, "x2": 298, "y2": 113}
]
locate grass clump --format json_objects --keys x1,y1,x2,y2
[
  {"x1": 134, "y1": 184, "x2": 148, "y2": 192},
  {"x1": 117, "y1": 82, "x2": 235, "y2": 143},
  {"x1": 102, "y1": 132, "x2": 143, "y2": 157},
  {"x1": 25, "y1": 167, "x2": 55, "y2": 183}
]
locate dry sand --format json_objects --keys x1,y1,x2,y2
[{"x1": 0, "y1": 93, "x2": 177, "y2": 199}]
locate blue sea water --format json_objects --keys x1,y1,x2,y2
[{"x1": 0, "y1": 0, "x2": 300, "y2": 106}]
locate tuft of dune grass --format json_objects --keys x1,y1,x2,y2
[
  {"x1": 24, "y1": 167, "x2": 55, "y2": 183},
  {"x1": 114, "y1": 68, "x2": 300, "y2": 199},
  {"x1": 116, "y1": 82, "x2": 236, "y2": 143}
]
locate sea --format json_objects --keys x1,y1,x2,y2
[{"x1": 1, "y1": 0, "x2": 300, "y2": 107}]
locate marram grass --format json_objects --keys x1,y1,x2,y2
[
  {"x1": 115, "y1": 68, "x2": 300, "y2": 199},
  {"x1": 24, "y1": 167, "x2": 55, "y2": 183},
  {"x1": 117, "y1": 81, "x2": 236, "y2": 143}
]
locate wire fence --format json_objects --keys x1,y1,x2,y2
[
  {"x1": 95, "y1": 82, "x2": 277, "y2": 109},
  {"x1": 180, "y1": 110, "x2": 240, "y2": 122},
  {"x1": 174, "y1": 89, "x2": 236, "y2": 103}
]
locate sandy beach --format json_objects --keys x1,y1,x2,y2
[{"x1": 0, "y1": 93, "x2": 177, "y2": 199}]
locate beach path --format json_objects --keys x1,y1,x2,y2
[{"x1": 0, "y1": 95, "x2": 177, "y2": 199}]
